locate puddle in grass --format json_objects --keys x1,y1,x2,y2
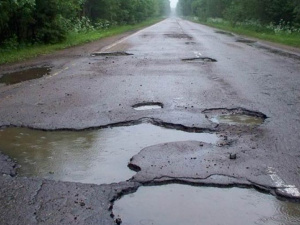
[
  {"x1": 0, "y1": 124, "x2": 218, "y2": 184},
  {"x1": 0, "y1": 67, "x2": 51, "y2": 85},
  {"x1": 211, "y1": 114, "x2": 265, "y2": 126},
  {"x1": 114, "y1": 184, "x2": 300, "y2": 225}
]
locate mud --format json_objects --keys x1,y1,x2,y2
[
  {"x1": 0, "y1": 67, "x2": 51, "y2": 85},
  {"x1": 132, "y1": 102, "x2": 163, "y2": 110},
  {"x1": 113, "y1": 184, "x2": 300, "y2": 225},
  {"x1": 182, "y1": 57, "x2": 217, "y2": 62},
  {"x1": 90, "y1": 51, "x2": 133, "y2": 57}
]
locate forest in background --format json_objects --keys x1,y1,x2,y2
[
  {"x1": 177, "y1": 0, "x2": 300, "y2": 34},
  {"x1": 0, "y1": 0, "x2": 170, "y2": 48}
]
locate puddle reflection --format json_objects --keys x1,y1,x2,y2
[
  {"x1": 0, "y1": 124, "x2": 218, "y2": 184},
  {"x1": 114, "y1": 184, "x2": 300, "y2": 225},
  {"x1": 0, "y1": 67, "x2": 51, "y2": 85}
]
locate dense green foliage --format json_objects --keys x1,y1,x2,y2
[
  {"x1": 177, "y1": 0, "x2": 300, "y2": 27},
  {"x1": 0, "y1": 0, "x2": 170, "y2": 47}
]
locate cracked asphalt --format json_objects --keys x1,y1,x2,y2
[{"x1": 1, "y1": 18, "x2": 300, "y2": 224}]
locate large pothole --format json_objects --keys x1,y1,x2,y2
[
  {"x1": 0, "y1": 67, "x2": 51, "y2": 85},
  {"x1": 113, "y1": 184, "x2": 300, "y2": 225},
  {"x1": 203, "y1": 108, "x2": 267, "y2": 126},
  {"x1": 0, "y1": 122, "x2": 219, "y2": 184}
]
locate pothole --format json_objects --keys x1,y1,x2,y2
[
  {"x1": 90, "y1": 51, "x2": 133, "y2": 57},
  {"x1": 0, "y1": 67, "x2": 51, "y2": 85},
  {"x1": 215, "y1": 30, "x2": 234, "y2": 36},
  {"x1": 132, "y1": 102, "x2": 163, "y2": 111},
  {"x1": 236, "y1": 38, "x2": 257, "y2": 44},
  {"x1": 113, "y1": 184, "x2": 300, "y2": 225},
  {"x1": 0, "y1": 122, "x2": 219, "y2": 184},
  {"x1": 185, "y1": 41, "x2": 196, "y2": 45},
  {"x1": 253, "y1": 44, "x2": 300, "y2": 61},
  {"x1": 203, "y1": 108, "x2": 267, "y2": 126},
  {"x1": 182, "y1": 57, "x2": 217, "y2": 62},
  {"x1": 164, "y1": 33, "x2": 193, "y2": 40}
]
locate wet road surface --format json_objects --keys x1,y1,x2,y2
[{"x1": 1, "y1": 18, "x2": 300, "y2": 224}]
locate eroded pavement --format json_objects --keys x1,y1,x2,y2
[{"x1": 1, "y1": 18, "x2": 300, "y2": 224}]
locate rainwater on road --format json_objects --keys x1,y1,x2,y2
[
  {"x1": 114, "y1": 184, "x2": 300, "y2": 225},
  {"x1": 0, "y1": 124, "x2": 218, "y2": 184}
]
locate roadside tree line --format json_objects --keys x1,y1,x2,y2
[
  {"x1": 0, "y1": 0, "x2": 170, "y2": 46},
  {"x1": 177, "y1": 0, "x2": 300, "y2": 27}
]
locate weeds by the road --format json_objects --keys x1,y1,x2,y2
[
  {"x1": 190, "y1": 17, "x2": 300, "y2": 48},
  {"x1": 0, "y1": 18, "x2": 162, "y2": 65}
]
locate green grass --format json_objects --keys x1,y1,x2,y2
[
  {"x1": 0, "y1": 18, "x2": 162, "y2": 65},
  {"x1": 189, "y1": 18, "x2": 300, "y2": 48}
]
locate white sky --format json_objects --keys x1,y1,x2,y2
[{"x1": 170, "y1": 0, "x2": 178, "y2": 8}]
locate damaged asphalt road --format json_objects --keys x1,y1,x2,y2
[{"x1": 1, "y1": 18, "x2": 300, "y2": 224}]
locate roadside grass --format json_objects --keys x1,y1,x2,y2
[
  {"x1": 0, "y1": 18, "x2": 162, "y2": 65},
  {"x1": 188, "y1": 18, "x2": 300, "y2": 48}
]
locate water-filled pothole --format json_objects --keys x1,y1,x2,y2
[
  {"x1": 90, "y1": 51, "x2": 133, "y2": 57},
  {"x1": 0, "y1": 123, "x2": 218, "y2": 184},
  {"x1": 113, "y1": 184, "x2": 300, "y2": 225},
  {"x1": 182, "y1": 57, "x2": 217, "y2": 62},
  {"x1": 132, "y1": 102, "x2": 163, "y2": 111},
  {"x1": 203, "y1": 108, "x2": 267, "y2": 126},
  {"x1": 0, "y1": 67, "x2": 51, "y2": 85}
]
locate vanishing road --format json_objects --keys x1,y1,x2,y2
[{"x1": 1, "y1": 18, "x2": 300, "y2": 224}]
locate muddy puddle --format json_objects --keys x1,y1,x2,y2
[
  {"x1": 0, "y1": 67, "x2": 51, "y2": 85},
  {"x1": 133, "y1": 103, "x2": 163, "y2": 111},
  {"x1": 0, "y1": 124, "x2": 218, "y2": 184},
  {"x1": 114, "y1": 184, "x2": 300, "y2": 225}
]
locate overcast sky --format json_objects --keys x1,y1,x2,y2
[{"x1": 170, "y1": 0, "x2": 178, "y2": 8}]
